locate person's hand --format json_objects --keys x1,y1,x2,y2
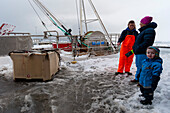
[{"x1": 117, "y1": 42, "x2": 120, "y2": 46}]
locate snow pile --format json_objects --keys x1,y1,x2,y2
[
  {"x1": 32, "y1": 44, "x2": 53, "y2": 49},
  {"x1": 0, "y1": 56, "x2": 13, "y2": 79}
]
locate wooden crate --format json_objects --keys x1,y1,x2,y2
[{"x1": 10, "y1": 50, "x2": 60, "y2": 81}]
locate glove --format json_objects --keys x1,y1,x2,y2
[{"x1": 125, "y1": 50, "x2": 134, "y2": 57}]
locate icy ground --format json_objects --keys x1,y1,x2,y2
[{"x1": 0, "y1": 48, "x2": 170, "y2": 113}]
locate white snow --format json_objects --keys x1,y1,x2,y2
[
  {"x1": 32, "y1": 44, "x2": 53, "y2": 49},
  {"x1": 21, "y1": 94, "x2": 33, "y2": 113},
  {"x1": 0, "y1": 56, "x2": 13, "y2": 79},
  {"x1": 0, "y1": 42, "x2": 170, "y2": 113}
]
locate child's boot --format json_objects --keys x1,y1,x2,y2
[{"x1": 140, "y1": 99, "x2": 152, "y2": 105}]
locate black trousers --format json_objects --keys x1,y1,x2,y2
[
  {"x1": 140, "y1": 86, "x2": 153, "y2": 100},
  {"x1": 140, "y1": 76, "x2": 160, "y2": 101}
]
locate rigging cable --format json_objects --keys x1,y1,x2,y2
[
  {"x1": 35, "y1": 0, "x2": 71, "y2": 35},
  {"x1": 28, "y1": 0, "x2": 51, "y2": 35},
  {"x1": 30, "y1": 0, "x2": 89, "y2": 48}
]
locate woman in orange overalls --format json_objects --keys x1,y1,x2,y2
[{"x1": 115, "y1": 20, "x2": 138, "y2": 76}]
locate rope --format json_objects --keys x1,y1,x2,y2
[{"x1": 28, "y1": 0, "x2": 51, "y2": 35}]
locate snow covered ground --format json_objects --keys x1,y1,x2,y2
[{"x1": 0, "y1": 44, "x2": 170, "y2": 113}]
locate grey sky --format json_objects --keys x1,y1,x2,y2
[{"x1": 1, "y1": 0, "x2": 170, "y2": 41}]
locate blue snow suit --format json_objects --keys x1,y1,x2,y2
[
  {"x1": 139, "y1": 57, "x2": 163, "y2": 101},
  {"x1": 139, "y1": 57, "x2": 163, "y2": 88},
  {"x1": 132, "y1": 22, "x2": 157, "y2": 80}
]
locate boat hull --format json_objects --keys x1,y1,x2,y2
[{"x1": 52, "y1": 43, "x2": 72, "y2": 52}]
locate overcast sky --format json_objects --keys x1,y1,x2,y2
[{"x1": 1, "y1": 0, "x2": 170, "y2": 41}]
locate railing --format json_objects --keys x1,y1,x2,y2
[
  {"x1": 32, "y1": 33, "x2": 120, "y2": 56},
  {"x1": 7, "y1": 32, "x2": 31, "y2": 35},
  {"x1": 108, "y1": 33, "x2": 120, "y2": 48},
  {"x1": 31, "y1": 33, "x2": 120, "y2": 45},
  {"x1": 0, "y1": 31, "x2": 120, "y2": 56}
]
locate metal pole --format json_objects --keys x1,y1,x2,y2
[
  {"x1": 79, "y1": 0, "x2": 83, "y2": 36},
  {"x1": 82, "y1": 0, "x2": 88, "y2": 33}
]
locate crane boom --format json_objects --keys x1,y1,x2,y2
[{"x1": 33, "y1": 0, "x2": 72, "y2": 38}]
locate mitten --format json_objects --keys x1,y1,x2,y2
[{"x1": 125, "y1": 50, "x2": 134, "y2": 57}]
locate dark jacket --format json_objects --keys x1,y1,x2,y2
[
  {"x1": 118, "y1": 27, "x2": 138, "y2": 43},
  {"x1": 133, "y1": 22, "x2": 157, "y2": 54},
  {"x1": 139, "y1": 57, "x2": 163, "y2": 88}
]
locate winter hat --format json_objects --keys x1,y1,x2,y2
[
  {"x1": 140, "y1": 16, "x2": 153, "y2": 24},
  {"x1": 147, "y1": 46, "x2": 160, "y2": 57}
]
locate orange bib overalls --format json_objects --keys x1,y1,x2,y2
[{"x1": 117, "y1": 35, "x2": 135, "y2": 73}]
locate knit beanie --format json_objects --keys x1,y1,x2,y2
[
  {"x1": 140, "y1": 16, "x2": 153, "y2": 24},
  {"x1": 147, "y1": 46, "x2": 160, "y2": 57}
]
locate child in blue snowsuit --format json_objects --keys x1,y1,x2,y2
[{"x1": 138, "y1": 46, "x2": 163, "y2": 105}]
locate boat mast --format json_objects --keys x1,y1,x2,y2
[
  {"x1": 79, "y1": 0, "x2": 89, "y2": 35},
  {"x1": 82, "y1": 0, "x2": 88, "y2": 33},
  {"x1": 79, "y1": 0, "x2": 83, "y2": 36},
  {"x1": 79, "y1": 0, "x2": 116, "y2": 49},
  {"x1": 88, "y1": 0, "x2": 108, "y2": 36},
  {"x1": 88, "y1": 0, "x2": 116, "y2": 49}
]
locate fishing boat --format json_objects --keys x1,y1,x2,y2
[{"x1": 28, "y1": 0, "x2": 119, "y2": 56}]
